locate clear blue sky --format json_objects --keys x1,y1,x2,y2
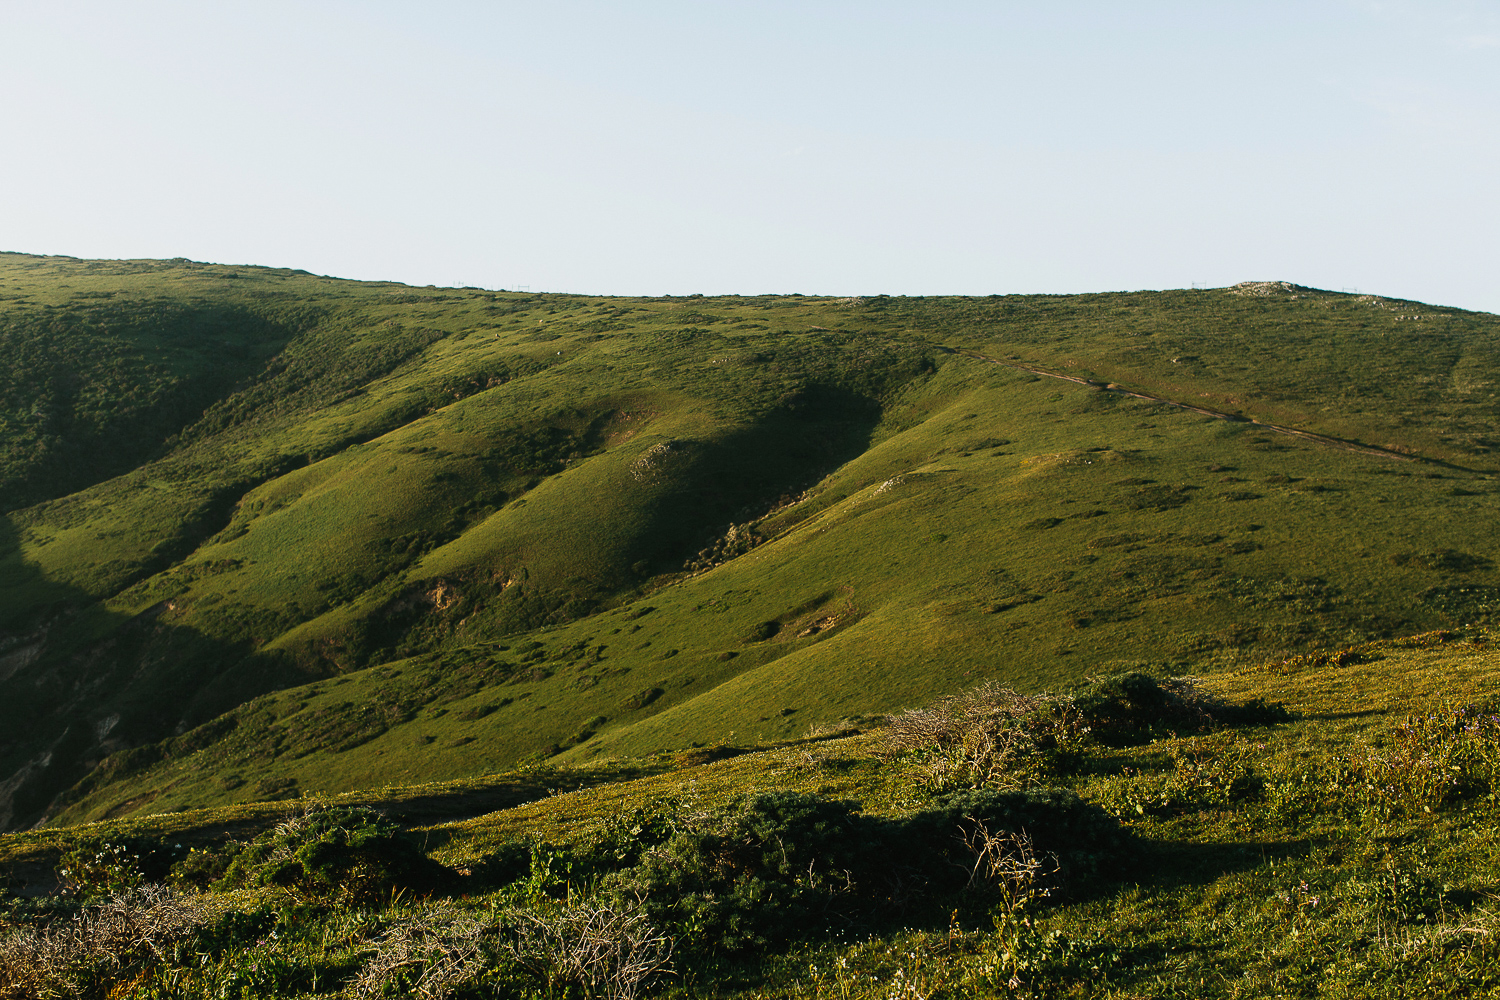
[{"x1": 2, "y1": 1, "x2": 1496, "y2": 311}]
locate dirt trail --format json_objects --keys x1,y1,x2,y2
[{"x1": 952, "y1": 348, "x2": 1425, "y2": 464}]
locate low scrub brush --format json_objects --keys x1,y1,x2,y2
[
  {"x1": 1070, "y1": 671, "x2": 1291, "y2": 744},
  {"x1": 350, "y1": 902, "x2": 495, "y2": 1000},
  {"x1": 217, "y1": 803, "x2": 452, "y2": 904},
  {"x1": 0, "y1": 884, "x2": 208, "y2": 1000},
  {"x1": 883, "y1": 683, "x2": 1089, "y2": 792},
  {"x1": 884, "y1": 673, "x2": 1292, "y2": 794},
  {"x1": 501, "y1": 897, "x2": 673, "y2": 1000}
]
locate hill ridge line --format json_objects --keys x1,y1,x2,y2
[{"x1": 950, "y1": 347, "x2": 1460, "y2": 468}]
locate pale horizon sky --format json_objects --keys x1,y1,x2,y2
[{"x1": 2, "y1": 1, "x2": 1497, "y2": 311}]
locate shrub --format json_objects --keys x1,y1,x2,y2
[
  {"x1": 587, "y1": 802, "x2": 682, "y2": 866},
  {"x1": 0, "y1": 884, "x2": 208, "y2": 999},
  {"x1": 56, "y1": 837, "x2": 187, "y2": 900},
  {"x1": 501, "y1": 897, "x2": 672, "y2": 1000},
  {"x1": 1071, "y1": 672, "x2": 1292, "y2": 744},
  {"x1": 618, "y1": 788, "x2": 1131, "y2": 954},
  {"x1": 884, "y1": 676, "x2": 1290, "y2": 793},
  {"x1": 1069, "y1": 672, "x2": 1210, "y2": 743},
  {"x1": 464, "y1": 838, "x2": 534, "y2": 891},
  {"x1": 897, "y1": 788, "x2": 1130, "y2": 889},
  {"x1": 217, "y1": 804, "x2": 451, "y2": 904},
  {"x1": 883, "y1": 683, "x2": 1089, "y2": 791},
  {"x1": 623, "y1": 792, "x2": 873, "y2": 954},
  {"x1": 168, "y1": 843, "x2": 238, "y2": 889}
]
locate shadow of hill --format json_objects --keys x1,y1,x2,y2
[
  {"x1": 0, "y1": 516, "x2": 320, "y2": 831},
  {"x1": 0, "y1": 300, "x2": 306, "y2": 513},
  {"x1": 630, "y1": 382, "x2": 885, "y2": 573},
  {"x1": 335, "y1": 382, "x2": 891, "y2": 661}
]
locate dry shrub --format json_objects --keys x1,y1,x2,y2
[
  {"x1": 0, "y1": 884, "x2": 207, "y2": 999},
  {"x1": 350, "y1": 902, "x2": 492, "y2": 1000},
  {"x1": 502, "y1": 897, "x2": 672, "y2": 1000},
  {"x1": 886, "y1": 675, "x2": 1290, "y2": 793},
  {"x1": 959, "y1": 822, "x2": 1057, "y2": 915},
  {"x1": 883, "y1": 683, "x2": 1087, "y2": 790}
]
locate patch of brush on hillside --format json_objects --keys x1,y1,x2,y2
[{"x1": 5, "y1": 629, "x2": 1500, "y2": 997}]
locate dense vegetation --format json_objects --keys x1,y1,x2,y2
[
  {"x1": 4, "y1": 634, "x2": 1500, "y2": 997},
  {"x1": 1, "y1": 253, "x2": 1498, "y2": 993}
]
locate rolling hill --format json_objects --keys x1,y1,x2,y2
[{"x1": 2, "y1": 253, "x2": 1498, "y2": 835}]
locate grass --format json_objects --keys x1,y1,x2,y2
[
  {"x1": 1, "y1": 255, "x2": 1498, "y2": 846},
  {"x1": 6, "y1": 631, "x2": 1500, "y2": 997}
]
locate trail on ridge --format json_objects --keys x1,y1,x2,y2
[{"x1": 952, "y1": 348, "x2": 1436, "y2": 466}]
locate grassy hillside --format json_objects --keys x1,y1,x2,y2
[
  {"x1": 2, "y1": 256, "x2": 1498, "y2": 836},
  {"x1": 5, "y1": 632, "x2": 1500, "y2": 998}
]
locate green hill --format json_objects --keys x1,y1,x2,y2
[
  {"x1": 4, "y1": 630, "x2": 1500, "y2": 998},
  {"x1": 2, "y1": 254, "x2": 1497, "y2": 835}
]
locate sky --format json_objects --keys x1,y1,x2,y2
[{"x1": 1, "y1": 1, "x2": 1496, "y2": 311}]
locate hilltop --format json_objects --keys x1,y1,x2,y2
[{"x1": 1, "y1": 254, "x2": 1498, "y2": 835}]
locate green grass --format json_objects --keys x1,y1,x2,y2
[
  {"x1": 7, "y1": 632, "x2": 1500, "y2": 997},
  {"x1": 2, "y1": 255, "x2": 1499, "y2": 839}
]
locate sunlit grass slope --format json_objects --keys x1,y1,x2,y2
[
  {"x1": 1, "y1": 255, "x2": 1497, "y2": 831},
  {"x1": 7, "y1": 632, "x2": 1500, "y2": 997}
]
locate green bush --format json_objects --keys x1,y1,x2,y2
[
  {"x1": 217, "y1": 806, "x2": 451, "y2": 905},
  {"x1": 56, "y1": 837, "x2": 186, "y2": 900},
  {"x1": 586, "y1": 802, "x2": 682, "y2": 867},
  {"x1": 169, "y1": 843, "x2": 238, "y2": 889},
  {"x1": 465, "y1": 838, "x2": 535, "y2": 891},
  {"x1": 622, "y1": 792, "x2": 875, "y2": 955},
  {"x1": 896, "y1": 787, "x2": 1130, "y2": 888},
  {"x1": 1070, "y1": 672, "x2": 1207, "y2": 743},
  {"x1": 883, "y1": 684, "x2": 1090, "y2": 791},
  {"x1": 1071, "y1": 672, "x2": 1291, "y2": 744},
  {"x1": 614, "y1": 788, "x2": 1130, "y2": 956}
]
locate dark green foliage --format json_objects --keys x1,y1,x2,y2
[
  {"x1": 617, "y1": 789, "x2": 1128, "y2": 957},
  {"x1": 1070, "y1": 672, "x2": 1293, "y2": 744},
  {"x1": 186, "y1": 906, "x2": 279, "y2": 955},
  {"x1": 0, "y1": 300, "x2": 307, "y2": 512},
  {"x1": 623, "y1": 792, "x2": 875, "y2": 955},
  {"x1": 217, "y1": 807, "x2": 450, "y2": 904},
  {"x1": 465, "y1": 839, "x2": 534, "y2": 890},
  {"x1": 55, "y1": 836, "x2": 188, "y2": 900},
  {"x1": 897, "y1": 787, "x2": 1129, "y2": 887},
  {"x1": 1072, "y1": 673, "x2": 1203, "y2": 744},
  {"x1": 1211, "y1": 695, "x2": 1296, "y2": 727},
  {"x1": 587, "y1": 802, "x2": 682, "y2": 866},
  {"x1": 169, "y1": 843, "x2": 237, "y2": 889}
]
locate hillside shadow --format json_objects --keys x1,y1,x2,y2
[
  {"x1": 0, "y1": 516, "x2": 312, "y2": 831},
  {"x1": 0, "y1": 302, "x2": 304, "y2": 513},
  {"x1": 632, "y1": 383, "x2": 884, "y2": 570}
]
